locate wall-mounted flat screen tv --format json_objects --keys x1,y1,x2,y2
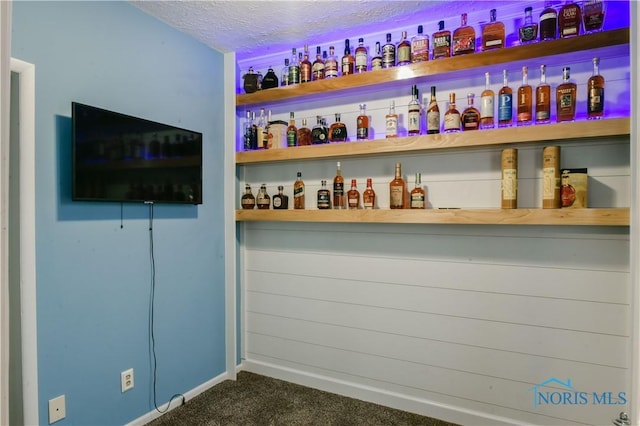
[{"x1": 72, "y1": 102, "x2": 203, "y2": 204}]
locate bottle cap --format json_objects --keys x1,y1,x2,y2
[
  {"x1": 358, "y1": 38, "x2": 364, "y2": 43},
  {"x1": 418, "y1": 25, "x2": 423, "y2": 34},
  {"x1": 278, "y1": 185, "x2": 284, "y2": 190},
  {"x1": 438, "y1": 20, "x2": 445, "y2": 31},
  {"x1": 525, "y1": 6, "x2": 532, "y2": 13}
]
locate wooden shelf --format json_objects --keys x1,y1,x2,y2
[
  {"x1": 236, "y1": 28, "x2": 629, "y2": 107},
  {"x1": 236, "y1": 118, "x2": 630, "y2": 164},
  {"x1": 236, "y1": 208, "x2": 629, "y2": 226}
]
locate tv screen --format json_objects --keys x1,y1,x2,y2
[{"x1": 72, "y1": 102, "x2": 203, "y2": 204}]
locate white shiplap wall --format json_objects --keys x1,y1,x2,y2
[{"x1": 236, "y1": 3, "x2": 632, "y2": 425}]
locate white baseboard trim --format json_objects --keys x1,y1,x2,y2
[{"x1": 242, "y1": 359, "x2": 525, "y2": 426}]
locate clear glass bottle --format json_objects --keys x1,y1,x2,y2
[
  {"x1": 556, "y1": 66, "x2": 577, "y2": 122},
  {"x1": 329, "y1": 113, "x2": 348, "y2": 142},
  {"x1": 480, "y1": 72, "x2": 494, "y2": 129},
  {"x1": 453, "y1": 13, "x2": 475, "y2": 56},
  {"x1": 256, "y1": 184, "x2": 271, "y2": 210},
  {"x1": 371, "y1": 42, "x2": 383, "y2": 70},
  {"x1": 432, "y1": 20, "x2": 451, "y2": 59},
  {"x1": 347, "y1": 179, "x2": 360, "y2": 209},
  {"x1": 482, "y1": 9, "x2": 505, "y2": 51},
  {"x1": 281, "y1": 58, "x2": 290, "y2": 86},
  {"x1": 312, "y1": 46, "x2": 325, "y2": 80},
  {"x1": 293, "y1": 172, "x2": 305, "y2": 210},
  {"x1": 410, "y1": 173, "x2": 425, "y2": 209},
  {"x1": 333, "y1": 161, "x2": 345, "y2": 209},
  {"x1": 389, "y1": 162, "x2": 406, "y2": 209},
  {"x1": 286, "y1": 112, "x2": 298, "y2": 147},
  {"x1": 517, "y1": 66, "x2": 533, "y2": 126},
  {"x1": 317, "y1": 180, "x2": 331, "y2": 209},
  {"x1": 408, "y1": 85, "x2": 421, "y2": 135},
  {"x1": 382, "y1": 33, "x2": 396, "y2": 68},
  {"x1": 411, "y1": 25, "x2": 429, "y2": 63},
  {"x1": 256, "y1": 108, "x2": 267, "y2": 149},
  {"x1": 587, "y1": 57, "x2": 605, "y2": 120},
  {"x1": 519, "y1": 7, "x2": 539, "y2": 44},
  {"x1": 397, "y1": 30, "x2": 411, "y2": 65},
  {"x1": 243, "y1": 110, "x2": 253, "y2": 151},
  {"x1": 241, "y1": 183, "x2": 256, "y2": 209},
  {"x1": 559, "y1": 0, "x2": 582, "y2": 38},
  {"x1": 300, "y1": 44, "x2": 312, "y2": 83},
  {"x1": 272, "y1": 185, "x2": 289, "y2": 210},
  {"x1": 297, "y1": 118, "x2": 312, "y2": 146},
  {"x1": 341, "y1": 39, "x2": 354, "y2": 76},
  {"x1": 539, "y1": 0, "x2": 558, "y2": 41},
  {"x1": 325, "y1": 46, "x2": 339, "y2": 78},
  {"x1": 363, "y1": 178, "x2": 376, "y2": 209},
  {"x1": 536, "y1": 65, "x2": 551, "y2": 124},
  {"x1": 461, "y1": 93, "x2": 480, "y2": 131},
  {"x1": 355, "y1": 38, "x2": 368, "y2": 73},
  {"x1": 288, "y1": 47, "x2": 300, "y2": 85},
  {"x1": 249, "y1": 111, "x2": 258, "y2": 150},
  {"x1": 356, "y1": 104, "x2": 369, "y2": 141},
  {"x1": 498, "y1": 70, "x2": 513, "y2": 128},
  {"x1": 385, "y1": 100, "x2": 398, "y2": 138},
  {"x1": 426, "y1": 86, "x2": 440, "y2": 134},
  {"x1": 443, "y1": 92, "x2": 461, "y2": 133}
]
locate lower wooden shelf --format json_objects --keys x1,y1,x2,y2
[{"x1": 235, "y1": 208, "x2": 630, "y2": 226}]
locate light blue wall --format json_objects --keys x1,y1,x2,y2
[{"x1": 12, "y1": 1, "x2": 226, "y2": 424}]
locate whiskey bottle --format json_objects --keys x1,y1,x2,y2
[
  {"x1": 411, "y1": 25, "x2": 429, "y2": 63},
  {"x1": 256, "y1": 107, "x2": 267, "y2": 149},
  {"x1": 482, "y1": 9, "x2": 505, "y2": 51},
  {"x1": 272, "y1": 185, "x2": 289, "y2": 210},
  {"x1": 363, "y1": 178, "x2": 376, "y2": 209},
  {"x1": 297, "y1": 118, "x2": 312, "y2": 146},
  {"x1": 250, "y1": 111, "x2": 258, "y2": 150},
  {"x1": 333, "y1": 161, "x2": 345, "y2": 209},
  {"x1": 408, "y1": 85, "x2": 421, "y2": 135},
  {"x1": 347, "y1": 179, "x2": 360, "y2": 209},
  {"x1": 325, "y1": 46, "x2": 339, "y2": 79},
  {"x1": 261, "y1": 65, "x2": 279, "y2": 89},
  {"x1": 382, "y1": 33, "x2": 396, "y2": 68},
  {"x1": 256, "y1": 184, "x2": 271, "y2": 210},
  {"x1": 281, "y1": 58, "x2": 290, "y2": 86},
  {"x1": 410, "y1": 173, "x2": 425, "y2": 209},
  {"x1": 241, "y1": 183, "x2": 256, "y2": 209},
  {"x1": 535, "y1": 65, "x2": 551, "y2": 124},
  {"x1": 461, "y1": 93, "x2": 480, "y2": 131},
  {"x1": 517, "y1": 66, "x2": 533, "y2": 126},
  {"x1": 453, "y1": 13, "x2": 475, "y2": 56},
  {"x1": 426, "y1": 86, "x2": 440, "y2": 134},
  {"x1": 329, "y1": 113, "x2": 348, "y2": 142},
  {"x1": 341, "y1": 39, "x2": 355, "y2": 76},
  {"x1": 293, "y1": 172, "x2": 305, "y2": 209},
  {"x1": 317, "y1": 180, "x2": 331, "y2": 209},
  {"x1": 356, "y1": 103, "x2": 369, "y2": 141},
  {"x1": 385, "y1": 100, "x2": 398, "y2": 138},
  {"x1": 396, "y1": 31, "x2": 411, "y2": 66},
  {"x1": 542, "y1": 146, "x2": 561, "y2": 208},
  {"x1": 587, "y1": 57, "x2": 604, "y2": 120},
  {"x1": 443, "y1": 92, "x2": 461, "y2": 133},
  {"x1": 288, "y1": 48, "x2": 301, "y2": 85},
  {"x1": 556, "y1": 67, "x2": 577, "y2": 122},
  {"x1": 371, "y1": 42, "x2": 383, "y2": 70},
  {"x1": 286, "y1": 112, "x2": 298, "y2": 147},
  {"x1": 355, "y1": 38, "x2": 368, "y2": 73},
  {"x1": 539, "y1": 0, "x2": 558, "y2": 41},
  {"x1": 389, "y1": 162, "x2": 406, "y2": 209},
  {"x1": 312, "y1": 46, "x2": 325, "y2": 80},
  {"x1": 432, "y1": 20, "x2": 451, "y2": 60},
  {"x1": 559, "y1": 0, "x2": 582, "y2": 38},
  {"x1": 243, "y1": 110, "x2": 253, "y2": 151},
  {"x1": 480, "y1": 72, "x2": 495, "y2": 129},
  {"x1": 582, "y1": 0, "x2": 606, "y2": 33},
  {"x1": 300, "y1": 44, "x2": 312, "y2": 83},
  {"x1": 311, "y1": 116, "x2": 329, "y2": 144},
  {"x1": 519, "y1": 6, "x2": 539, "y2": 44},
  {"x1": 498, "y1": 70, "x2": 513, "y2": 128},
  {"x1": 501, "y1": 149, "x2": 517, "y2": 209}
]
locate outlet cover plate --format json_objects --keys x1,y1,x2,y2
[
  {"x1": 49, "y1": 394, "x2": 66, "y2": 424},
  {"x1": 121, "y1": 368, "x2": 134, "y2": 392}
]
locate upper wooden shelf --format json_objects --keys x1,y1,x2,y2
[
  {"x1": 236, "y1": 28, "x2": 629, "y2": 107},
  {"x1": 236, "y1": 117, "x2": 630, "y2": 164}
]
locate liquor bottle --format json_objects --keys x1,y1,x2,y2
[
  {"x1": 432, "y1": 20, "x2": 451, "y2": 59},
  {"x1": 288, "y1": 48, "x2": 300, "y2": 85},
  {"x1": 371, "y1": 42, "x2": 383, "y2": 71},
  {"x1": 559, "y1": 0, "x2": 582, "y2": 38},
  {"x1": 556, "y1": 67, "x2": 577, "y2": 122},
  {"x1": 256, "y1": 184, "x2": 271, "y2": 210},
  {"x1": 536, "y1": 65, "x2": 551, "y2": 124},
  {"x1": 519, "y1": 7, "x2": 539, "y2": 44},
  {"x1": 325, "y1": 46, "x2": 339, "y2": 79},
  {"x1": 587, "y1": 57, "x2": 604, "y2": 120},
  {"x1": 333, "y1": 161, "x2": 345, "y2": 209},
  {"x1": 256, "y1": 107, "x2": 267, "y2": 149},
  {"x1": 542, "y1": 146, "x2": 561, "y2": 208},
  {"x1": 281, "y1": 58, "x2": 290, "y2": 86},
  {"x1": 501, "y1": 149, "x2": 517, "y2": 209},
  {"x1": 480, "y1": 72, "x2": 494, "y2": 129},
  {"x1": 389, "y1": 162, "x2": 406, "y2": 209},
  {"x1": 385, "y1": 100, "x2": 398, "y2": 138},
  {"x1": 453, "y1": 13, "x2": 475, "y2": 56},
  {"x1": 300, "y1": 44, "x2": 312, "y2": 83},
  {"x1": 297, "y1": 118, "x2": 312, "y2": 146},
  {"x1": 482, "y1": 9, "x2": 505, "y2": 51},
  {"x1": 311, "y1": 116, "x2": 328, "y2": 144},
  {"x1": 261, "y1": 65, "x2": 279, "y2": 89},
  {"x1": 347, "y1": 179, "x2": 360, "y2": 209},
  {"x1": 241, "y1": 183, "x2": 256, "y2": 209},
  {"x1": 341, "y1": 39, "x2": 355, "y2": 76},
  {"x1": 363, "y1": 178, "x2": 376, "y2": 209},
  {"x1": 498, "y1": 70, "x2": 513, "y2": 128},
  {"x1": 312, "y1": 46, "x2": 325, "y2": 80},
  {"x1": 382, "y1": 33, "x2": 396, "y2": 68},
  {"x1": 293, "y1": 172, "x2": 305, "y2": 209},
  {"x1": 540, "y1": 0, "x2": 558, "y2": 41},
  {"x1": 243, "y1": 110, "x2": 253, "y2": 151},
  {"x1": 250, "y1": 111, "x2": 258, "y2": 150},
  {"x1": 355, "y1": 38, "x2": 368, "y2": 73},
  {"x1": 411, "y1": 25, "x2": 429, "y2": 63},
  {"x1": 410, "y1": 173, "x2": 426, "y2": 209},
  {"x1": 317, "y1": 180, "x2": 331, "y2": 209},
  {"x1": 443, "y1": 92, "x2": 461, "y2": 133},
  {"x1": 272, "y1": 185, "x2": 289, "y2": 210},
  {"x1": 329, "y1": 113, "x2": 348, "y2": 142},
  {"x1": 461, "y1": 93, "x2": 480, "y2": 131},
  {"x1": 408, "y1": 85, "x2": 421, "y2": 135},
  {"x1": 426, "y1": 86, "x2": 440, "y2": 134},
  {"x1": 286, "y1": 112, "x2": 298, "y2": 147},
  {"x1": 517, "y1": 66, "x2": 533, "y2": 126},
  {"x1": 396, "y1": 31, "x2": 411, "y2": 66},
  {"x1": 356, "y1": 103, "x2": 369, "y2": 141},
  {"x1": 582, "y1": 0, "x2": 606, "y2": 33}
]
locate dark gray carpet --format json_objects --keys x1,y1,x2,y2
[{"x1": 147, "y1": 371, "x2": 459, "y2": 426}]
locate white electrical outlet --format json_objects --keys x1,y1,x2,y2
[
  {"x1": 49, "y1": 394, "x2": 66, "y2": 424},
  {"x1": 121, "y1": 368, "x2": 134, "y2": 392}
]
